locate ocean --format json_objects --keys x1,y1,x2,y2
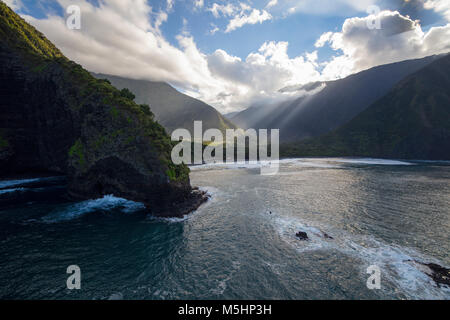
[{"x1": 0, "y1": 158, "x2": 449, "y2": 299}]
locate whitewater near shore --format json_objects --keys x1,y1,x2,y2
[{"x1": 0, "y1": 158, "x2": 449, "y2": 299}]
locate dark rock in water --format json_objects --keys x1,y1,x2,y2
[
  {"x1": 153, "y1": 189, "x2": 210, "y2": 218},
  {"x1": 0, "y1": 4, "x2": 204, "y2": 217},
  {"x1": 323, "y1": 233, "x2": 334, "y2": 240},
  {"x1": 296, "y1": 231, "x2": 309, "y2": 240},
  {"x1": 406, "y1": 260, "x2": 450, "y2": 287},
  {"x1": 425, "y1": 263, "x2": 450, "y2": 287}
]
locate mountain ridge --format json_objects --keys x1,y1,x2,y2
[
  {"x1": 231, "y1": 54, "x2": 444, "y2": 142},
  {"x1": 93, "y1": 73, "x2": 236, "y2": 135},
  {"x1": 282, "y1": 53, "x2": 450, "y2": 160}
]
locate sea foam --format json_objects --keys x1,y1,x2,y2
[
  {"x1": 42, "y1": 195, "x2": 146, "y2": 223},
  {"x1": 331, "y1": 158, "x2": 414, "y2": 166},
  {"x1": 267, "y1": 213, "x2": 450, "y2": 299},
  {"x1": 0, "y1": 178, "x2": 43, "y2": 189},
  {"x1": 0, "y1": 187, "x2": 27, "y2": 195},
  {"x1": 0, "y1": 176, "x2": 64, "y2": 189}
]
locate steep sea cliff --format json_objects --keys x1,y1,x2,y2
[{"x1": 0, "y1": 3, "x2": 207, "y2": 217}]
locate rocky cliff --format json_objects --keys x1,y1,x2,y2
[{"x1": 0, "y1": 3, "x2": 206, "y2": 217}]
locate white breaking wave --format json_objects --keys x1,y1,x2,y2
[
  {"x1": 148, "y1": 214, "x2": 191, "y2": 224},
  {"x1": 267, "y1": 213, "x2": 450, "y2": 300},
  {"x1": 347, "y1": 239, "x2": 449, "y2": 300},
  {"x1": 331, "y1": 158, "x2": 414, "y2": 166},
  {"x1": 210, "y1": 260, "x2": 241, "y2": 296},
  {"x1": 0, "y1": 176, "x2": 64, "y2": 189},
  {"x1": 198, "y1": 186, "x2": 221, "y2": 201},
  {"x1": 108, "y1": 292, "x2": 124, "y2": 300},
  {"x1": 289, "y1": 160, "x2": 341, "y2": 169},
  {"x1": 0, "y1": 188, "x2": 27, "y2": 195},
  {"x1": 190, "y1": 159, "x2": 315, "y2": 171},
  {"x1": 42, "y1": 195, "x2": 146, "y2": 223},
  {"x1": 189, "y1": 158, "x2": 414, "y2": 172},
  {"x1": 190, "y1": 161, "x2": 264, "y2": 171},
  {"x1": 0, "y1": 178, "x2": 43, "y2": 189},
  {"x1": 269, "y1": 214, "x2": 336, "y2": 253}
]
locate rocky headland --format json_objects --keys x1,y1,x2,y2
[{"x1": 0, "y1": 3, "x2": 207, "y2": 217}]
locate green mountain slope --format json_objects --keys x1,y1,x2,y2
[
  {"x1": 283, "y1": 54, "x2": 450, "y2": 160},
  {"x1": 0, "y1": 3, "x2": 206, "y2": 216},
  {"x1": 232, "y1": 55, "x2": 441, "y2": 142},
  {"x1": 93, "y1": 74, "x2": 236, "y2": 135}
]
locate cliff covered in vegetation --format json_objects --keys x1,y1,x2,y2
[{"x1": 0, "y1": 3, "x2": 206, "y2": 217}]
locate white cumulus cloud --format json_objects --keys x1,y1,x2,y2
[
  {"x1": 270, "y1": 0, "x2": 378, "y2": 16},
  {"x1": 208, "y1": 2, "x2": 272, "y2": 33},
  {"x1": 266, "y1": 0, "x2": 278, "y2": 9},
  {"x1": 316, "y1": 10, "x2": 450, "y2": 79},
  {"x1": 14, "y1": 0, "x2": 450, "y2": 113},
  {"x1": 208, "y1": 3, "x2": 235, "y2": 18},
  {"x1": 194, "y1": 0, "x2": 204, "y2": 9},
  {"x1": 225, "y1": 8, "x2": 272, "y2": 33},
  {"x1": 424, "y1": 0, "x2": 450, "y2": 21}
]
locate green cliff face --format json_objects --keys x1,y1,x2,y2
[
  {"x1": 282, "y1": 54, "x2": 450, "y2": 160},
  {"x1": 0, "y1": 3, "x2": 204, "y2": 216}
]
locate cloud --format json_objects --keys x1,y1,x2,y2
[
  {"x1": 270, "y1": 0, "x2": 378, "y2": 16},
  {"x1": 225, "y1": 8, "x2": 272, "y2": 33},
  {"x1": 208, "y1": 2, "x2": 272, "y2": 33},
  {"x1": 23, "y1": 0, "x2": 220, "y2": 93},
  {"x1": 209, "y1": 23, "x2": 219, "y2": 35},
  {"x1": 424, "y1": 0, "x2": 450, "y2": 21},
  {"x1": 194, "y1": 0, "x2": 204, "y2": 9},
  {"x1": 206, "y1": 41, "x2": 321, "y2": 106},
  {"x1": 208, "y1": 3, "x2": 235, "y2": 18},
  {"x1": 316, "y1": 10, "x2": 450, "y2": 79},
  {"x1": 166, "y1": 0, "x2": 174, "y2": 11},
  {"x1": 314, "y1": 31, "x2": 334, "y2": 48},
  {"x1": 266, "y1": 0, "x2": 278, "y2": 9},
  {"x1": 17, "y1": 1, "x2": 450, "y2": 114},
  {"x1": 21, "y1": 0, "x2": 297, "y2": 113},
  {"x1": 3, "y1": 0, "x2": 22, "y2": 10}
]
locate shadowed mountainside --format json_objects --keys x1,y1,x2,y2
[
  {"x1": 93, "y1": 73, "x2": 236, "y2": 135},
  {"x1": 0, "y1": 3, "x2": 206, "y2": 217},
  {"x1": 232, "y1": 55, "x2": 442, "y2": 142},
  {"x1": 282, "y1": 54, "x2": 450, "y2": 160}
]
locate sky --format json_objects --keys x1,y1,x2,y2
[{"x1": 4, "y1": 0, "x2": 450, "y2": 113}]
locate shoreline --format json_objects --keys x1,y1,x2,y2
[
  {"x1": 150, "y1": 188, "x2": 210, "y2": 218},
  {"x1": 0, "y1": 174, "x2": 210, "y2": 219}
]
